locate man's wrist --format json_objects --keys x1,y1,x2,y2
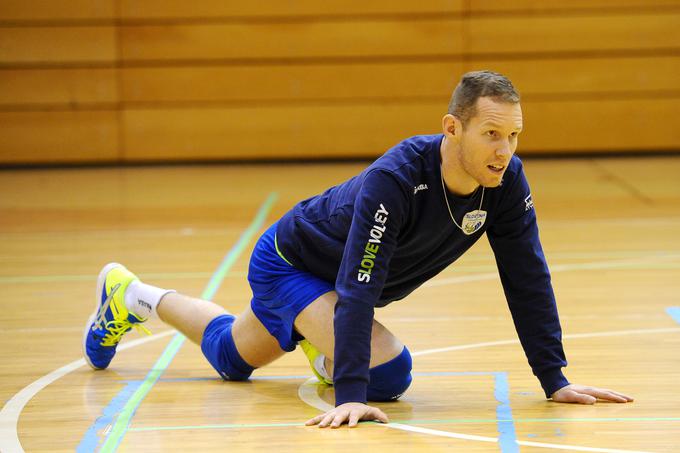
[
  {"x1": 537, "y1": 368, "x2": 570, "y2": 398},
  {"x1": 334, "y1": 378, "x2": 368, "y2": 406}
]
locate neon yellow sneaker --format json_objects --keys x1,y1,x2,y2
[
  {"x1": 299, "y1": 339, "x2": 333, "y2": 385},
  {"x1": 83, "y1": 263, "x2": 150, "y2": 369}
]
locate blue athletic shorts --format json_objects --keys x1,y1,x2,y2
[{"x1": 248, "y1": 222, "x2": 334, "y2": 352}]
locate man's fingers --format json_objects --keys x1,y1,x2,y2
[
  {"x1": 330, "y1": 411, "x2": 348, "y2": 429},
  {"x1": 369, "y1": 408, "x2": 389, "y2": 424},
  {"x1": 583, "y1": 388, "x2": 634, "y2": 403},
  {"x1": 613, "y1": 391, "x2": 634, "y2": 402},
  {"x1": 305, "y1": 414, "x2": 324, "y2": 426},
  {"x1": 571, "y1": 386, "x2": 631, "y2": 403},
  {"x1": 348, "y1": 411, "x2": 360, "y2": 428},
  {"x1": 319, "y1": 412, "x2": 336, "y2": 428},
  {"x1": 575, "y1": 392, "x2": 597, "y2": 404},
  {"x1": 567, "y1": 389, "x2": 596, "y2": 404},
  {"x1": 307, "y1": 403, "x2": 390, "y2": 429},
  {"x1": 598, "y1": 391, "x2": 629, "y2": 403},
  {"x1": 552, "y1": 384, "x2": 634, "y2": 405},
  {"x1": 554, "y1": 389, "x2": 595, "y2": 404},
  {"x1": 603, "y1": 389, "x2": 634, "y2": 402}
]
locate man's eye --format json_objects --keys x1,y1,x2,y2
[{"x1": 486, "y1": 131, "x2": 496, "y2": 137}]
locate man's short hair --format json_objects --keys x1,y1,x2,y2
[{"x1": 447, "y1": 70, "x2": 520, "y2": 126}]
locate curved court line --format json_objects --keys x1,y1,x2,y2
[
  {"x1": 298, "y1": 325, "x2": 680, "y2": 452},
  {"x1": 3, "y1": 326, "x2": 672, "y2": 453},
  {"x1": 1, "y1": 192, "x2": 278, "y2": 453},
  {"x1": 2, "y1": 247, "x2": 676, "y2": 452},
  {"x1": 98, "y1": 192, "x2": 278, "y2": 452},
  {"x1": 0, "y1": 329, "x2": 175, "y2": 453},
  {"x1": 298, "y1": 379, "x2": 652, "y2": 453}
]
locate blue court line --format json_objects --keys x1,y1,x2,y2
[
  {"x1": 408, "y1": 370, "x2": 518, "y2": 452},
  {"x1": 81, "y1": 192, "x2": 278, "y2": 453},
  {"x1": 101, "y1": 371, "x2": 518, "y2": 452},
  {"x1": 666, "y1": 307, "x2": 680, "y2": 325},
  {"x1": 494, "y1": 372, "x2": 518, "y2": 453},
  {"x1": 76, "y1": 381, "x2": 139, "y2": 452}
]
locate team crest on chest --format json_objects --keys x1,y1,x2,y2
[{"x1": 461, "y1": 210, "x2": 487, "y2": 235}]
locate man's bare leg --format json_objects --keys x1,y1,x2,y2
[
  {"x1": 157, "y1": 293, "x2": 285, "y2": 367},
  {"x1": 294, "y1": 290, "x2": 407, "y2": 428},
  {"x1": 293, "y1": 290, "x2": 404, "y2": 375}
]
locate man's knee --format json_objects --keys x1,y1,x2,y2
[
  {"x1": 367, "y1": 346, "x2": 413, "y2": 401},
  {"x1": 201, "y1": 314, "x2": 255, "y2": 381}
]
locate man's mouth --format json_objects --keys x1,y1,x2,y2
[{"x1": 487, "y1": 164, "x2": 505, "y2": 174}]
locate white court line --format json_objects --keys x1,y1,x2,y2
[
  {"x1": 424, "y1": 253, "x2": 680, "y2": 288},
  {"x1": 0, "y1": 327, "x2": 83, "y2": 334},
  {"x1": 516, "y1": 439, "x2": 653, "y2": 453},
  {"x1": 2, "y1": 254, "x2": 677, "y2": 452},
  {"x1": 297, "y1": 379, "x2": 652, "y2": 453},
  {"x1": 297, "y1": 254, "x2": 680, "y2": 453},
  {"x1": 411, "y1": 327, "x2": 680, "y2": 357},
  {"x1": 540, "y1": 217, "x2": 680, "y2": 227},
  {"x1": 0, "y1": 330, "x2": 175, "y2": 453}
]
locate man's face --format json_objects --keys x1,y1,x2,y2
[{"x1": 456, "y1": 97, "x2": 523, "y2": 189}]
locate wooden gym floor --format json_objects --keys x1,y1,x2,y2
[{"x1": 1, "y1": 156, "x2": 679, "y2": 452}]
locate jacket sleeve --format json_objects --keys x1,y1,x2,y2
[
  {"x1": 486, "y1": 163, "x2": 570, "y2": 397},
  {"x1": 333, "y1": 169, "x2": 409, "y2": 405}
]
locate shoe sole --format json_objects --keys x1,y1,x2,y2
[{"x1": 82, "y1": 262, "x2": 125, "y2": 370}]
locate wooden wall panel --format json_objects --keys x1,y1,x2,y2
[
  {"x1": 467, "y1": 12, "x2": 680, "y2": 54},
  {"x1": 464, "y1": 56, "x2": 680, "y2": 97},
  {"x1": 119, "y1": 1, "x2": 464, "y2": 19},
  {"x1": 119, "y1": 19, "x2": 464, "y2": 61},
  {"x1": 0, "y1": 69, "x2": 118, "y2": 107},
  {"x1": 1, "y1": 2, "x2": 678, "y2": 165},
  {"x1": 0, "y1": 1, "x2": 115, "y2": 22},
  {"x1": 0, "y1": 111, "x2": 118, "y2": 163},
  {"x1": 121, "y1": 97, "x2": 680, "y2": 162},
  {"x1": 119, "y1": 57, "x2": 678, "y2": 105},
  {"x1": 521, "y1": 98, "x2": 680, "y2": 152},
  {"x1": 121, "y1": 103, "x2": 442, "y2": 160},
  {"x1": 120, "y1": 63, "x2": 462, "y2": 103},
  {"x1": 471, "y1": 0, "x2": 680, "y2": 12},
  {"x1": 0, "y1": 27, "x2": 116, "y2": 64}
]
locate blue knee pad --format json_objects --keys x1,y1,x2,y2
[
  {"x1": 367, "y1": 346, "x2": 412, "y2": 401},
  {"x1": 201, "y1": 314, "x2": 255, "y2": 381}
]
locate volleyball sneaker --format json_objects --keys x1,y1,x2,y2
[
  {"x1": 83, "y1": 263, "x2": 150, "y2": 369},
  {"x1": 299, "y1": 339, "x2": 333, "y2": 385}
]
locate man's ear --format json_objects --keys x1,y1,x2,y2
[{"x1": 442, "y1": 114, "x2": 461, "y2": 140}]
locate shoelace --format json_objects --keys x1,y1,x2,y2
[
  {"x1": 92, "y1": 282, "x2": 151, "y2": 346},
  {"x1": 100, "y1": 319, "x2": 151, "y2": 347},
  {"x1": 92, "y1": 290, "x2": 115, "y2": 331}
]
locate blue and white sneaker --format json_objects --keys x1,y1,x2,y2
[{"x1": 83, "y1": 263, "x2": 150, "y2": 369}]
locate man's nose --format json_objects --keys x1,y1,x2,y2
[{"x1": 496, "y1": 139, "x2": 512, "y2": 158}]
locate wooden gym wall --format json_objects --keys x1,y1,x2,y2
[{"x1": 1, "y1": 1, "x2": 679, "y2": 165}]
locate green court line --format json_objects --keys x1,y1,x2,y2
[
  {"x1": 0, "y1": 271, "x2": 248, "y2": 284},
  {"x1": 398, "y1": 416, "x2": 680, "y2": 424},
  {"x1": 98, "y1": 192, "x2": 278, "y2": 453},
  {"x1": 128, "y1": 416, "x2": 680, "y2": 432},
  {"x1": 129, "y1": 422, "x2": 304, "y2": 432},
  {"x1": 4, "y1": 259, "x2": 680, "y2": 284}
]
